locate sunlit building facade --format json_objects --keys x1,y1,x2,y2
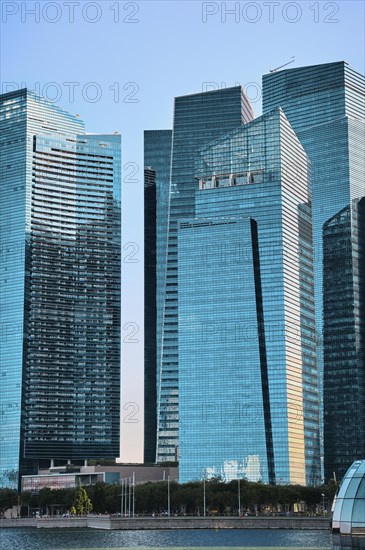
[
  {"x1": 262, "y1": 62, "x2": 365, "y2": 477},
  {"x1": 178, "y1": 109, "x2": 320, "y2": 485},
  {"x1": 147, "y1": 87, "x2": 254, "y2": 463},
  {"x1": 0, "y1": 89, "x2": 121, "y2": 489},
  {"x1": 144, "y1": 130, "x2": 172, "y2": 463}
]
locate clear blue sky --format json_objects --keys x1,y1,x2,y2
[{"x1": 1, "y1": 0, "x2": 364, "y2": 462}]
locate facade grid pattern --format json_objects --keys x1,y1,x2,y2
[
  {"x1": 0, "y1": 89, "x2": 121, "y2": 489},
  {"x1": 178, "y1": 109, "x2": 320, "y2": 485}
]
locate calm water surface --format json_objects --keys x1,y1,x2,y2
[{"x1": 1, "y1": 528, "x2": 351, "y2": 550}]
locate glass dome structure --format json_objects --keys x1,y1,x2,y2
[{"x1": 332, "y1": 460, "x2": 365, "y2": 534}]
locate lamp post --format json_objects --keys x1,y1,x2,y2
[
  {"x1": 124, "y1": 478, "x2": 128, "y2": 517},
  {"x1": 238, "y1": 478, "x2": 241, "y2": 517},
  {"x1": 128, "y1": 477, "x2": 131, "y2": 517},
  {"x1": 203, "y1": 470, "x2": 206, "y2": 517},
  {"x1": 203, "y1": 477, "x2": 206, "y2": 517},
  {"x1": 167, "y1": 475, "x2": 170, "y2": 517},
  {"x1": 121, "y1": 479, "x2": 124, "y2": 516},
  {"x1": 132, "y1": 472, "x2": 135, "y2": 518},
  {"x1": 321, "y1": 493, "x2": 325, "y2": 516}
]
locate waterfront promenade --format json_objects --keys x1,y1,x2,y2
[{"x1": 0, "y1": 516, "x2": 331, "y2": 530}]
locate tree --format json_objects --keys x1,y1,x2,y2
[
  {"x1": 321, "y1": 479, "x2": 340, "y2": 508},
  {"x1": 0, "y1": 489, "x2": 18, "y2": 517},
  {"x1": 73, "y1": 480, "x2": 93, "y2": 515},
  {"x1": 18, "y1": 491, "x2": 33, "y2": 517},
  {"x1": 19, "y1": 492, "x2": 32, "y2": 506},
  {"x1": 104, "y1": 484, "x2": 120, "y2": 514},
  {"x1": 53, "y1": 488, "x2": 74, "y2": 510},
  {"x1": 88, "y1": 482, "x2": 106, "y2": 513},
  {"x1": 300, "y1": 486, "x2": 321, "y2": 513},
  {"x1": 38, "y1": 488, "x2": 55, "y2": 515}
]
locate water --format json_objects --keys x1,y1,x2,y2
[{"x1": 1, "y1": 528, "x2": 355, "y2": 550}]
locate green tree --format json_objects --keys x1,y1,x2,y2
[
  {"x1": 39, "y1": 487, "x2": 55, "y2": 515},
  {"x1": 104, "y1": 484, "x2": 120, "y2": 514},
  {"x1": 300, "y1": 486, "x2": 322, "y2": 513},
  {"x1": 321, "y1": 479, "x2": 340, "y2": 508},
  {"x1": 0, "y1": 488, "x2": 18, "y2": 517},
  {"x1": 88, "y1": 482, "x2": 107, "y2": 513},
  {"x1": 54, "y1": 488, "x2": 74, "y2": 510},
  {"x1": 19, "y1": 491, "x2": 32, "y2": 506},
  {"x1": 73, "y1": 480, "x2": 93, "y2": 515},
  {"x1": 18, "y1": 491, "x2": 33, "y2": 517}
]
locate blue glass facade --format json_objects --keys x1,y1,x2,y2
[
  {"x1": 262, "y1": 62, "x2": 365, "y2": 477},
  {"x1": 323, "y1": 198, "x2": 365, "y2": 481},
  {"x1": 178, "y1": 109, "x2": 320, "y2": 485},
  {"x1": 0, "y1": 89, "x2": 121, "y2": 489},
  {"x1": 144, "y1": 130, "x2": 172, "y2": 463},
  {"x1": 156, "y1": 87, "x2": 254, "y2": 463},
  {"x1": 179, "y1": 217, "x2": 270, "y2": 483}
]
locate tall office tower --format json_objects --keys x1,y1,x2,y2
[
  {"x1": 150, "y1": 87, "x2": 254, "y2": 463},
  {"x1": 0, "y1": 89, "x2": 121, "y2": 489},
  {"x1": 323, "y1": 197, "x2": 365, "y2": 481},
  {"x1": 144, "y1": 130, "x2": 172, "y2": 463},
  {"x1": 178, "y1": 109, "x2": 320, "y2": 485},
  {"x1": 262, "y1": 62, "x2": 365, "y2": 477},
  {"x1": 144, "y1": 167, "x2": 157, "y2": 464}
]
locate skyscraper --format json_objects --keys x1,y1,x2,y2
[
  {"x1": 262, "y1": 62, "x2": 365, "y2": 477},
  {"x1": 323, "y1": 197, "x2": 365, "y2": 481},
  {"x1": 178, "y1": 109, "x2": 320, "y2": 485},
  {"x1": 0, "y1": 89, "x2": 121, "y2": 489},
  {"x1": 146, "y1": 87, "x2": 254, "y2": 463},
  {"x1": 144, "y1": 130, "x2": 172, "y2": 463},
  {"x1": 144, "y1": 166, "x2": 157, "y2": 466}
]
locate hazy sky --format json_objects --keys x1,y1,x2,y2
[{"x1": 1, "y1": 0, "x2": 364, "y2": 462}]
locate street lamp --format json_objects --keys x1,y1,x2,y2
[
  {"x1": 120, "y1": 479, "x2": 124, "y2": 516},
  {"x1": 124, "y1": 478, "x2": 128, "y2": 517},
  {"x1": 167, "y1": 475, "x2": 170, "y2": 517},
  {"x1": 321, "y1": 493, "x2": 325, "y2": 516},
  {"x1": 132, "y1": 472, "x2": 135, "y2": 518},
  {"x1": 238, "y1": 478, "x2": 241, "y2": 517},
  {"x1": 128, "y1": 477, "x2": 131, "y2": 517},
  {"x1": 203, "y1": 476, "x2": 206, "y2": 517}
]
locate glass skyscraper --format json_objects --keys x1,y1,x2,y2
[
  {"x1": 144, "y1": 166, "x2": 157, "y2": 464},
  {"x1": 0, "y1": 89, "x2": 121, "y2": 489},
  {"x1": 144, "y1": 130, "x2": 172, "y2": 463},
  {"x1": 323, "y1": 197, "x2": 365, "y2": 481},
  {"x1": 178, "y1": 109, "x2": 320, "y2": 485},
  {"x1": 262, "y1": 62, "x2": 365, "y2": 478},
  {"x1": 145, "y1": 87, "x2": 254, "y2": 463}
]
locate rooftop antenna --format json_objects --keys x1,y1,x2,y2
[{"x1": 270, "y1": 56, "x2": 295, "y2": 73}]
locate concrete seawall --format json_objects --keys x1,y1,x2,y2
[
  {"x1": 0, "y1": 518, "x2": 37, "y2": 528},
  {"x1": 88, "y1": 516, "x2": 331, "y2": 530},
  {"x1": 1, "y1": 516, "x2": 331, "y2": 530}
]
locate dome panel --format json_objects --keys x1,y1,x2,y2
[{"x1": 332, "y1": 460, "x2": 365, "y2": 535}]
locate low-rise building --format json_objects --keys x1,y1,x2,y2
[{"x1": 21, "y1": 464, "x2": 178, "y2": 493}]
